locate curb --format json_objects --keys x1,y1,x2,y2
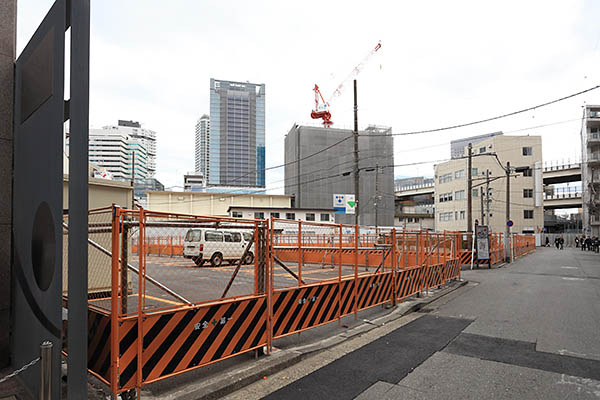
[{"x1": 142, "y1": 280, "x2": 469, "y2": 400}]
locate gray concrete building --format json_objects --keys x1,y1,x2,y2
[{"x1": 284, "y1": 125, "x2": 394, "y2": 226}]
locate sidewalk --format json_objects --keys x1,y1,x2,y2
[{"x1": 133, "y1": 280, "x2": 467, "y2": 400}]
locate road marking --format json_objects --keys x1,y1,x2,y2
[
  {"x1": 143, "y1": 294, "x2": 184, "y2": 306},
  {"x1": 558, "y1": 349, "x2": 588, "y2": 357},
  {"x1": 562, "y1": 277, "x2": 584, "y2": 281},
  {"x1": 561, "y1": 266, "x2": 578, "y2": 269}
]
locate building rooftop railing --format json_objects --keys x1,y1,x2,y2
[{"x1": 395, "y1": 182, "x2": 435, "y2": 192}]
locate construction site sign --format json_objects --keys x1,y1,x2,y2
[
  {"x1": 346, "y1": 195, "x2": 356, "y2": 214},
  {"x1": 333, "y1": 194, "x2": 356, "y2": 214}
]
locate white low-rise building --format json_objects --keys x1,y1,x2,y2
[{"x1": 228, "y1": 206, "x2": 335, "y2": 223}]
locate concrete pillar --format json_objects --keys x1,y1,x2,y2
[{"x1": 0, "y1": 0, "x2": 16, "y2": 368}]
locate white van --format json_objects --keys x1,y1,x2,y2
[{"x1": 183, "y1": 229, "x2": 255, "y2": 267}]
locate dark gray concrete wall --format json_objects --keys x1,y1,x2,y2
[{"x1": 0, "y1": 0, "x2": 16, "y2": 368}]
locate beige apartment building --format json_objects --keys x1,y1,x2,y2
[
  {"x1": 146, "y1": 191, "x2": 292, "y2": 217},
  {"x1": 435, "y1": 134, "x2": 543, "y2": 234}
]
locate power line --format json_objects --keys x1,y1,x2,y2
[
  {"x1": 201, "y1": 85, "x2": 597, "y2": 189},
  {"x1": 362, "y1": 84, "x2": 600, "y2": 137}
]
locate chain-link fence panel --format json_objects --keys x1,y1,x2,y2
[{"x1": 136, "y1": 211, "x2": 266, "y2": 312}]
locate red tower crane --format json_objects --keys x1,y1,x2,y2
[{"x1": 310, "y1": 41, "x2": 382, "y2": 127}]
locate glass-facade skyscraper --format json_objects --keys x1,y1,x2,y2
[{"x1": 207, "y1": 78, "x2": 265, "y2": 188}]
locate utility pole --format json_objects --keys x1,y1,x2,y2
[
  {"x1": 485, "y1": 169, "x2": 491, "y2": 228},
  {"x1": 375, "y1": 164, "x2": 379, "y2": 231},
  {"x1": 505, "y1": 161, "x2": 511, "y2": 262},
  {"x1": 353, "y1": 79, "x2": 359, "y2": 226},
  {"x1": 467, "y1": 143, "x2": 473, "y2": 232},
  {"x1": 480, "y1": 187, "x2": 485, "y2": 225}
]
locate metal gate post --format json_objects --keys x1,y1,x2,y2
[
  {"x1": 297, "y1": 221, "x2": 302, "y2": 286},
  {"x1": 267, "y1": 217, "x2": 274, "y2": 354},
  {"x1": 338, "y1": 225, "x2": 343, "y2": 326},
  {"x1": 404, "y1": 228, "x2": 408, "y2": 268},
  {"x1": 354, "y1": 225, "x2": 359, "y2": 318},
  {"x1": 443, "y1": 231, "x2": 447, "y2": 284},
  {"x1": 121, "y1": 223, "x2": 128, "y2": 315},
  {"x1": 391, "y1": 229, "x2": 396, "y2": 306},
  {"x1": 137, "y1": 208, "x2": 145, "y2": 395},
  {"x1": 110, "y1": 205, "x2": 120, "y2": 397}
]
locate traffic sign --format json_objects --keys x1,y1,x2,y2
[{"x1": 507, "y1": 220, "x2": 514, "y2": 227}]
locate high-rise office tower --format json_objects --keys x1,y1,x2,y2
[
  {"x1": 195, "y1": 114, "x2": 210, "y2": 176},
  {"x1": 207, "y1": 78, "x2": 265, "y2": 188}
]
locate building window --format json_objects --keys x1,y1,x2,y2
[
  {"x1": 522, "y1": 168, "x2": 533, "y2": 177},
  {"x1": 523, "y1": 189, "x2": 533, "y2": 198},
  {"x1": 522, "y1": 147, "x2": 533, "y2": 156},
  {"x1": 455, "y1": 190, "x2": 465, "y2": 200},
  {"x1": 472, "y1": 168, "x2": 478, "y2": 176},
  {"x1": 286, "y1": 213, "x2": 295, "y2": 220},
  {"x1": 271, "y1": 212, "x2": 280, "y2": 218},
  {"x1": 455, "y1": 169, "x2": 465, "y2": 179},
  {"x1": 459, "y1": 210, "x2": 465, "y2": 220},
  {"x1": 524, "y1": 210, "x2": 534, "y2": 219},
  {"x1": 439, "y1": 173, "x2": 452, "y2": 184},
  {"x1": 439, "y1": 192, "x2": 453, "y2": 203},
  {"x1": 232, "y1": 211, "x2": 243, "y2": 218},
  {"x1": 439, "y1": 212, "x2": 453, "y2": 222},
  {"x1": 305, "y1": 213, "x2": 315, "y2": 221},
  {"x1": 479, "y1": 147, "x2": 486, "y2": 154},
  {"x1": 254, "y1": 212, "x2": 265, "y2": 219},
  {"x1": 472, "y1": 189, "x2": 478, "y2": 197},
  {"x1": 320, "y1": 213, "x2": 330, "y2": 222}
]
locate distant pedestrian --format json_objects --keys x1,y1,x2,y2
[
  {"x1": 559, "y1": 237, "x2": 564, "y2": 250},
  {"x1": 585, "y1": 237, "x2": 592, "y2": 251},
  {"x1": 575, "y1": 237, "x2": 579, "y2": 248},
  {"x1": 545, "y1": 236, "x2": 550, "y2": 247}
]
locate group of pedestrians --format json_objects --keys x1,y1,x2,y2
[
  {"x1": 553, "y1": 237, "x2": 564, "y2": 250},
  {"x1": 576, "y1": 236, "x2": 600, "y2": 252}
]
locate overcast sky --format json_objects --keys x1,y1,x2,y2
[{"x1": 16, "y1": 0, "x2": 600, "y2": 192}]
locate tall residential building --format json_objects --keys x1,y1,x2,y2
[
  {"x1": 88, "y1": 127, "x2": 149, "y2": 182},
  {"x1": 581, "y1": 105, "x2": 600, "y2": 236},
  {"x1": 195, "y1": 114, "x2": 210, "y2": 175},
  {"x1": 435, "y1": 134, "x2": 543, "y2": 234},
  {"x1": 285, "y1": 125, "x2": 394, "y2": 226},
  {"x1": 207, "y1": 78, "x2": 265, "y2": 188}
]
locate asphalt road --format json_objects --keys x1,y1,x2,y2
[
  {"x1": 227, "y1": 247, "x2": 600, "y2": 399},
  {"x1": 89, "y1": 254, "x2": 383, "y2": 313}
]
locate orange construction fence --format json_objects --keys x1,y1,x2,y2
[{"x1": 80, "y1": 207, "x2": 535, "y2": 398}]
